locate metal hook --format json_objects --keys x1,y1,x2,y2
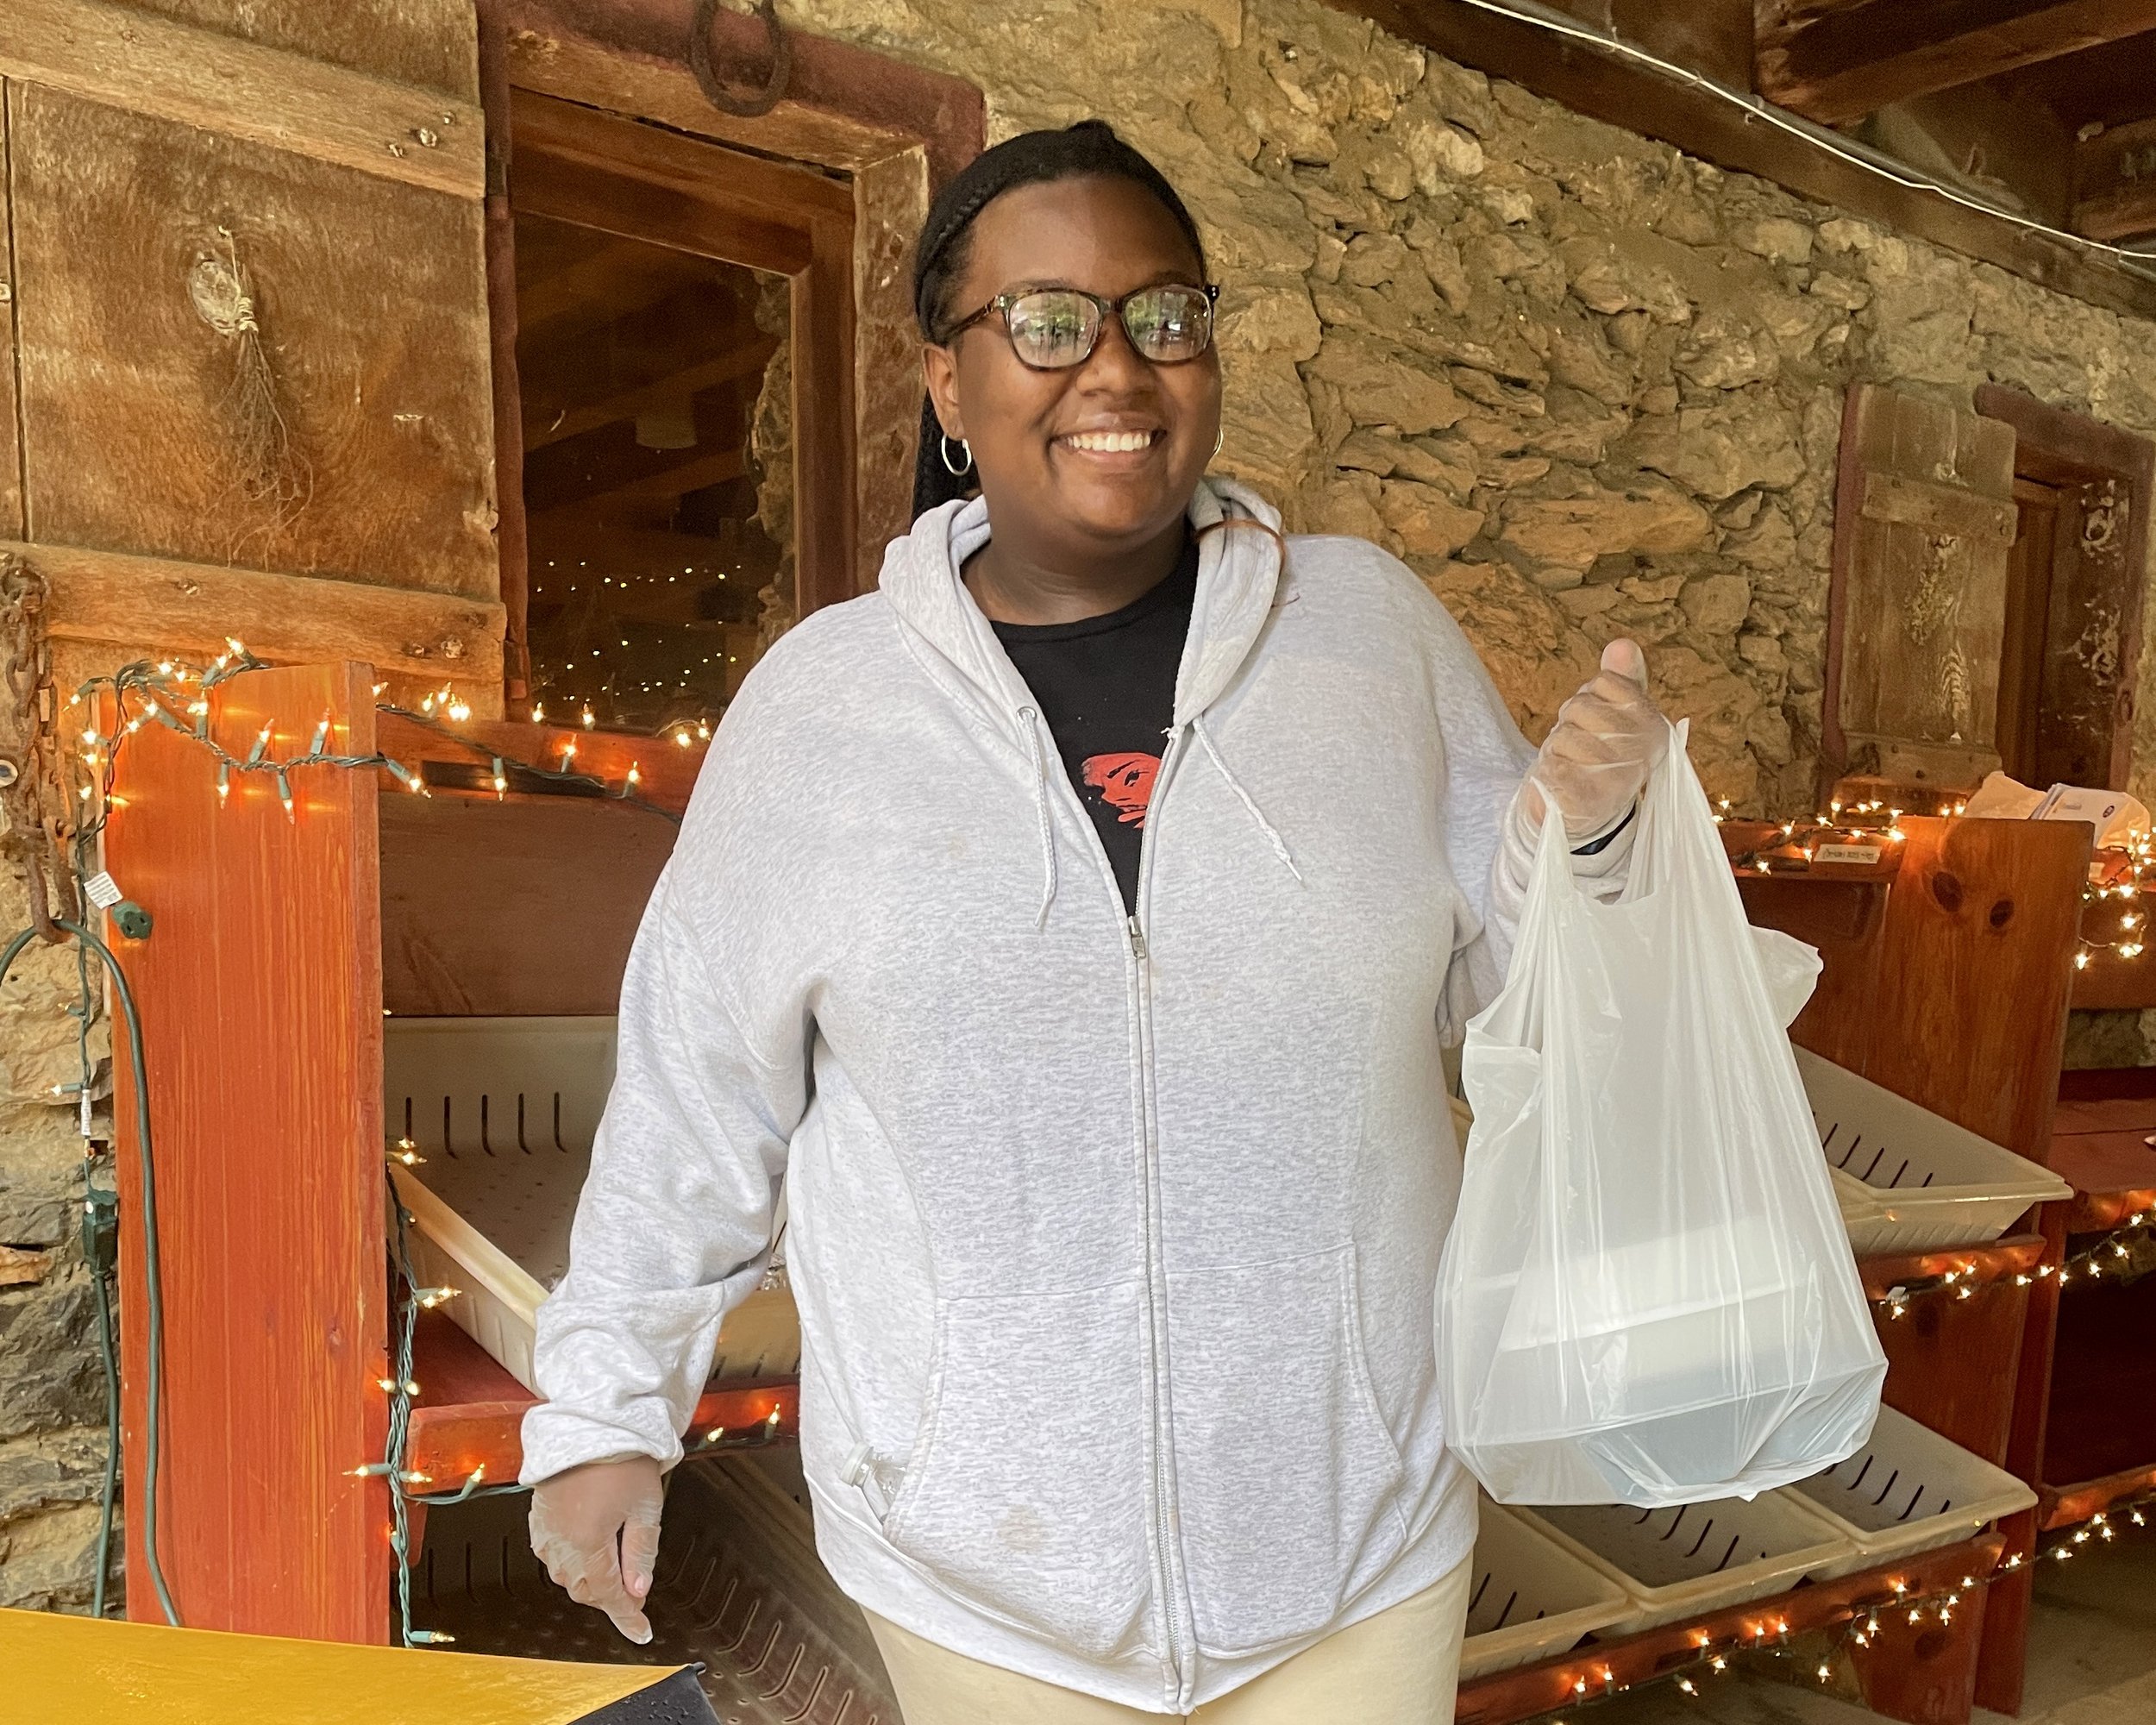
[{"x1": 690, "y1": 0, "x2": 792, "y2": 119}]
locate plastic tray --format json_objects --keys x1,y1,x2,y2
[
  {"x1": 1519, "y1": 1490, "x2": 1852, "y2": 1634},
  {"x1": 1797, "y1": 1048, "x2": 2070, "y2": 1254},
  {"x1": 1788, "y1": 1405, "x2": 2035, "y2": 1577},
  {"x1": 385, "y1": 1016, "x2": 799, "y2": 1393},
  {"x1": 1460, "y1": 1499, "x2": 1631, "y2": 1679}
]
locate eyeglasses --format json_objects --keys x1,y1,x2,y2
[{"x1": 939, "y1": 283, "x2": 1219, "y2": 370}]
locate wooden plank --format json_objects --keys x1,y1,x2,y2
[
  {"x1": 1335, "y1": 0, "x2": 2156, "y2": 323},
  {"x1": 0, "y1": 0, "x2": 483, "y2": 199},
  {"x1": 2073, "y1": 113, "x2": 2156, "y2": 244},
  {"x1": 107, "y1": 662, "x2": 389, "y2": 1640},
  {"x1": 1860, "y1": 472, "x2": 2018, "y2": 543},
  {"x1": 498, "y1": 0, "x2": 986, "y2": 186},
  {"x1": 851, "y1": 147, "x2": 931, "y2": 596},
  {"x1": 1756, "y1": 0, "x2": 2156, "y2": 124},
  {"x1": 511, "y1": 141, "x2": 816, "y2": 275},
  {"x1": 1868, "y1": 1237, "x2": 2043, "y2": 1466},
  {"x1": 794, "y1": 204, "x2": 860, "y2": 614},
  {"x1": 13, "y1": 541, "x2": 505, "y2": 689},
  {"x1": 0, "y1": 84, "x2": 21, "y2": 541},
  {"x1": 377, "y1": 791, "x2": 680, "y2": 1016},
  {"x1": 375, "y1": 709, "x2": 705, "y2": 811},
  {"x1": 121, "y1": 0, "x2": 482, "y2": 102},
  {"x1": 1452, "y1": 1534, "x2": 2004, "y2": 1725},
  {"x1": 2041, "y1": 1461, "x2": 2156, "y2": 1527},
  {"x1": 478, "y1": 0, "x2": 531, "y2": 706},
  {"x1": 8, "y1": 84, "x2": 498, "y2": 599}
]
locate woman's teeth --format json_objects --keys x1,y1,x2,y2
[{"x1": 1062, "y1": 430, "x2": 1155, "y2": 452}]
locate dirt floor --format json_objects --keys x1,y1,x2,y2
[{"x1": 1584, "y1": 1534, "x2": 2156, "y2": 1723}]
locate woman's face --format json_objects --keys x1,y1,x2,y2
[{"x1": 923, "y1": 175, "x2": 1222, "y2": 565}]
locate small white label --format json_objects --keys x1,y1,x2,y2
[
  {"x1": 82, "y1": 871, "x2": 123, "y2": 909},
  {"x1": 1815, "y1": 843, "x2": 1883, "y2": 866}
]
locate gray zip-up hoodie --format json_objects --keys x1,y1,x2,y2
[{"x1": 521, "y1": 479, "x2": 1633, "y2": 1711}]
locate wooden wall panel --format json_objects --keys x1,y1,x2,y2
[
  {"x1": 107, "y1": 662, "x2": 390, "y2": 1640},
  {"x1": 116, "y1": 0, "x2": 481, "y2": 102},
  {"x1": 378, "y1": 793, "x2": 680, "y2": 1016},
  {"x1": 1825, "y1": 384, "x2": 2020, "y2": 789},
  {"x1": 0, "y1": 84, "x2": 22, "y2": 541},
  {"x1": 7, "y1": 82, "x2": 497, "y2": 598}
]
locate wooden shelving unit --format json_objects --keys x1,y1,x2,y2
[{"x1": 105, "y1": 662, "x2": 714, "y2": 1642}]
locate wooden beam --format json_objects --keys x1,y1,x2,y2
[
  {"x1": 1330, "y1": 0, "x2": 2156, "y2": 322},
  {"x1": 521, "y1": 395, "x2": 751, "y2": 515},
  {"x1": 525, "y1": 333, "x2": 776, "y2": 448},
  {"x1": 1756, "y1": 0, "x2": 2156, "y2": 125},
  {"x1": 13, "y1": 541, "x2": 505, "y2": 690},
  {"x1": 2074, "y1": 115, "x2": 2156, "y2": 242},
  {"x1": 0, "y1": 0, "x2": 484, "y2": 200}
]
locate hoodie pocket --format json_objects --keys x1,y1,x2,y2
[
  {"x1": 1168, "y1": 1244, "x2": 1409, "y2": 1657},
  {"x1": 877, "y1": 1280, "x2": 1155, "y2": 1663}
]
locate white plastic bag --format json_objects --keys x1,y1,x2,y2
[{"x1": 1438, "y1": 720, "x2": 1885, "y2": 1507}]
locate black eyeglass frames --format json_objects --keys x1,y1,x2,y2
[{"x1": 938, "y1": 283, "x2": 1219, "y2": 371}]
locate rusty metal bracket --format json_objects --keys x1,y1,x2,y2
[{"x1": 690, "y1": 0, "x2": 793, "y2": 119}]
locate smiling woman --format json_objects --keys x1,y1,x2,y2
[{"x1": 515, "y1": 117, "x2": 1672, "y2": 1725}]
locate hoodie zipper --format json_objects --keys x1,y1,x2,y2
[
  {"x1": 1025, "y1": 708, "x2": 1194, "y2": 1703},
  {"x1": 1128, "y1": 724, "x2": 1194, "y2": 1706}
]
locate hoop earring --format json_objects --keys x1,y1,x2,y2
[
  {"x1": 1212, "y1": 425, "x2": 1225, "y2": 460},
  {"x1": 940, "y1": 434, "x2": 974, "y2": 476}
]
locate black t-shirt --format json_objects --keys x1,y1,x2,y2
[{"x1": 991, "y1": 536, "x2": 1199, "y2": 914}]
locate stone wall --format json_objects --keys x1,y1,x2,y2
[
  {"x1": 0, "y1": 864, "x2": 113, "y2": 1612},
  {"x1": 780, "y1": 0, "x2": 2156, "y2": 814}
]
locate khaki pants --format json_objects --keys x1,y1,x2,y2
[{"x1": 866, "y1": 1556, "x2": 1473, "y2": 1724}]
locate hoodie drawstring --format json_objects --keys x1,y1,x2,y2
[
  {"x1": 1192, "y1": 715, "x2": 1304, "y2": 886},
  {"x1": 1018, "y1": 706, "x2": 1059, "y2": 928}
]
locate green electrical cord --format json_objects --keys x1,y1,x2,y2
[
  {"x1": 0, "y1": 919, "x2": 180, "y2": 1627},
  {"x1": 87, "y1": 1215, "x2": 120, "y2": 1620}
]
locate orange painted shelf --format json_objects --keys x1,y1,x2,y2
[{"x1": 405, "y1": 1313, "x2": 799, "y2": 1487}]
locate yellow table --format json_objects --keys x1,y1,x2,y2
[{"x1": 0, "y1": 1609, "x2": 714, "y2": 1724}]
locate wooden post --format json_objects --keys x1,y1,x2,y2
[{"x1": 107, "y1": 662, "x2": 390, "y2": 1640}]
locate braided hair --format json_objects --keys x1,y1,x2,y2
[{"x1": 911, "y1": 120, "x2": 1209, "y2": 518}]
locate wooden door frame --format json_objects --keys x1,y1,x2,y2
[
  {"x1": 479, "y1": 0, "x2": 984, "y2": 707},
  {"x1": 1976, "y1": 383, "x2": 2155, "y2": 793}
]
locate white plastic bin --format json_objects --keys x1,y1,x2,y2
[
  {"x1": 1796, "y1": 1048, "x2": 2069, "y2": 1254},
  {"x1": 1519, "y1": 1491, "x2": 1852, "y2": 1634},
  {"x1": 1789, "y1": 1404, "x2": 2035, "y2": 1577},
  {"x1": 1460, "y1": 1500, "x2": 1631, "y2": 1679},
  {"x1": 385, "y1": 1017, "x2": 799, "y2": 1392}
]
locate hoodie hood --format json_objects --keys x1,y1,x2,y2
[{"x1": 878, "y1": 477, "x2": 1288, "y2": 735}]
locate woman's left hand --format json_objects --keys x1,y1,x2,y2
[{"x1": 1521, "y1": 639, "x2": 1669, "y2": 838}]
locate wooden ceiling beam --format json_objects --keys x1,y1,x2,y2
[
  {"x1": 525, "y1": 332, "x2": 779, "y2": 449},
  {"x1": 1756, "y1": 0, "x2": 2156, "y2": 125},
  {"x1": 1327, "y1": 0, "x2": 2156, "y2": 320},
  {"x1": 2074, "y1": 115, "x2": 2156, "y2": 242}
]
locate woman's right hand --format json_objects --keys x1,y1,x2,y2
[{"x1": 529, "y1": 1455, "x2": 666, "y2": 1643}]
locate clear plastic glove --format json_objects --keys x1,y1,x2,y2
[
  {"x1": 529, "y1": 1455, "x2": 665, "y2": 1644},
  {"x1": 1521, "y1": 639, "x2": 1668, "y2": 837}
]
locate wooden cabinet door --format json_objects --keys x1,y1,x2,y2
[{"x1": 1825, "y1": 382, "x2": 2019, "y2": 789}]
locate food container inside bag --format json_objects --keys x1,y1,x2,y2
[
  {"x1": 1459, "y1": 1498, "x2": 1631, "y2": 1679},
  {"x1": 1520, "y1": 1491, "x2": 1852, "y2": 1634},
  {"x1": 1788, "y1": 1405, "x2": 2035, "y2": 1577},
  {"x1": 1796, "y1": 1049, "x2": 2070, "y2": 1254},
  {"x1": 1438, "y1": 724, "x2": 1885, "y2": 1508},
  {"x1": 385, "y1": 1017, "x2": 799, "y2": 1392}
]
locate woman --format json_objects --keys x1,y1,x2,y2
[{"x1": 521, "y1": 122, "x2": 1666, "y2": 1722}]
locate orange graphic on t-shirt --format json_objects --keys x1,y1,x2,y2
[{"x1": 1081, "y1": 752, "x2": 1160, "y2": 826}]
